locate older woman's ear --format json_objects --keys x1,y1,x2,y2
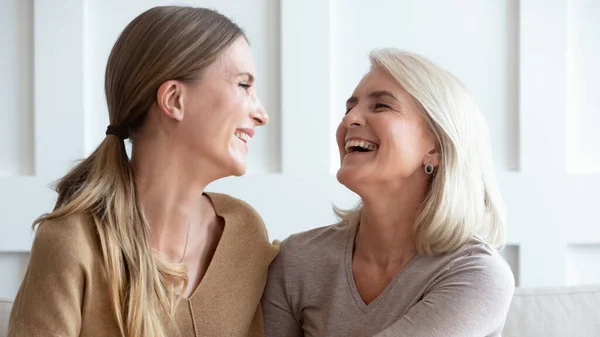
[{"x1": 423, "y1": 146, "x2": 440, "y2": 168}]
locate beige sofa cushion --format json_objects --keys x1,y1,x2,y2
[
  {"x1": 1, "y1": 286, "x2": 599, "y2": 336},
  {"x1": 503, "y1": 285, "x2": 600, "y2": 337},
  {"x1": 0, "y1": 299, "x2": 12, "y2": 337}
]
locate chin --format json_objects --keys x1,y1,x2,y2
[
  {"x1": 336, "y1": 167, "x2": 359, "y2": 190},
  {"x1": 229, "y1": 161, "x2": 247, "y2": 177},
  {"x1": 232, "y1": 168, "x2": 246, "y2": 176},
  {"x1": 337, "y1": 166, "x2": 377, "y2": 196}
]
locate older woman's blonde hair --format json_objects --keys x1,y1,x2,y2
[{"x1": 335, "y1": 48, "x2": 506, "y2": 256}]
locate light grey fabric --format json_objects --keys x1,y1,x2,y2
[
  {"x1": 503, "y1": 285, "x2": 600, "y2": 337},
  {"x1": 0, "y1": 299, "x2": 12, "y2": 337}
]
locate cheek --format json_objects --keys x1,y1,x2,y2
[
  {"x1": 400, "y1": 126, "x2": 432, "y2": 165},
  {"x1": 209, "y1": 91, "x2": 245, "y2": 132},
  {"x1": 187, "y1": 89, "x2": 225, "y2": 123},
  {"x1": 380, "y1": 121, "x2": 423, "y2": 162},
  {"x1": 225, "y1": 89, "x2": 252, "y2": 120},
  {"x1": 184, "y1": 93, "x2": 233, "y2": 145}
]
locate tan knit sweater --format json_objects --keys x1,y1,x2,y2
[{"x1": 8, "y1": 192, "x2": 279, "y2": 337}]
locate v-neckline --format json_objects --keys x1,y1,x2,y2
[
  {"x1": 344, "y1": 221, "x2": 421, "y2": 313},
  {"x1": 180, "y1": 192, "x2": 226, "y2": 302}
]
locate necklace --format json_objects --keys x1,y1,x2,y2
[{"x1": 179, "y1": 220, "x2": 192, "y2": 263}]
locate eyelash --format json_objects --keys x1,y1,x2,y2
[
  {"x1": 239, "y1": 82, "x2": 251, "y2": 90},
  {"x1": 374, "y1": 103, "x2": 390, "y2": 110}
]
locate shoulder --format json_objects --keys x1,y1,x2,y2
[
  {"x1": 455, "y1": 238, "x2": 514, "y2": 281},
  {"x1": 205, "y1": 192, "x2": 268, "y2": 239},
  {"x1": 273, "y1": 222, "x2": 351, "y2": 273},
  {"x1": 432, "y1": 237, "x2": 515, "y2": 297},
  {"x1": 9, "y1": 214, "x2": 99, "y2": 336},
  {"x1": 205, "y1": 192, "x2": 262, "y2": 223},
  {"x1": 205, "y1": 192, "x2": 279, "y2": 260},
  {"x1": 281, "y1": 222, "x2": 351, "y2": 255},
  {"x1": 32, "y1": 213, "x2": 99, "y2": 265},
  {"x1": 417, "y1": 238, "x2": 516, "y2": 331}
]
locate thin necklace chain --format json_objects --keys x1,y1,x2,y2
[{"x1": 179, "y1": 220, "x2": 192, "y2": 263}]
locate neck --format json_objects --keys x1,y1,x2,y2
[
  {"x1": 131, "y1": 138, "x2": 213, "y2": 260},
  {"x1": 353, "y1": 175, "x2": 429, "y2": 265}
]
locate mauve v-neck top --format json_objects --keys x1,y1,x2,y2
[{"x1": 261, "y1": 220, "x2": 514, "y2": 337}]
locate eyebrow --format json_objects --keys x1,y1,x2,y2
[
  {"x1": 237, "y1": 72, "x2": 255, "y2": 82},
  {"x1": 345, "y1": 90, "x2": 398, "y2": 106}
]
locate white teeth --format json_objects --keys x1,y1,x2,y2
[
  {"x1": 234, "y1": 131, "x2": 250, "y2": 142},
  {"x1": 344, "y1": 139, "x2": 378, "y2": 153}
]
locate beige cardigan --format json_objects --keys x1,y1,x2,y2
[{"x1": 8, "y1": 192, "x2": 279, "y2": 337}]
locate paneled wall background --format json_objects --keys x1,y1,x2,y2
[{"x1": 1, "y1": 0, "x2": 599, "y2": 300}]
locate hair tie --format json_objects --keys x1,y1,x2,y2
[{"x1": 105, "y1": 124, "x2": 129, "y2": 140}]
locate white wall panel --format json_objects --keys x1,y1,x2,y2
[
  {"x1": 0, "y1": 0, "x2": 34, "y2": 177},
  {"x1": 34, "y1": 0, "x2": 87, "y2": 182},
  {"x1": 500, "y1": 245, "x2": 520, "y2": 286},
  {"x1": 519, "y1": 0, "x2": 568, "y2": 174},
  {"x1": 567, "y1": 244, "x2": 600, "y2": 286},
  {"x1": 566, "y1": 0, "x2": 600, "y2": 173},
  {"x1": 280, "y1": 0, "x2": 333, "y2": 175},
  {"x1": 0, "y1": 254, "x2": 29, "y2": 300}
]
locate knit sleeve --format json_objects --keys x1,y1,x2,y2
[
  {"x1": 8, "y1": 218, "x2": 89, "y2": 337},
  {"x1": 372, "y1": 247, "x2": 515, "y2": 337}
]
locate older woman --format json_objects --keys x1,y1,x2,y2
[{"x1": 261, "y1": 49, "x2": 514, "y2": 337}]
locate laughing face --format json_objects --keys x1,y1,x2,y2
[
  {"x1": 176, "y1": 36, "x2": 268, "y2": 178},
  {"x1": 335, "y1": 66, "x2": 439, "y2": 195}
]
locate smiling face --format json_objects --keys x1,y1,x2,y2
[
  {"x1": 182, "y1": 37, "x2": 267, "y2": 177},
  {"x1": 335, "y1": 66, "x2": 439, "y2": 195},
  {"x1": 154, "y1": 36, "x2": 268, "y2": 180}
]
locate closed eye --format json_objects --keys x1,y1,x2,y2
[
  {"x1": 374, "y1": 103, "x2": 390, "y2": 110},
  {"x1": 239, "y1": 82, "x2": 251, "y2": 90}
]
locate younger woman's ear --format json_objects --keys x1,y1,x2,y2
[{"x1": 156, "y1": 80, "x2": 185, "y2": 121}]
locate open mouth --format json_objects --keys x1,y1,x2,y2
[
  {"x1": 344, "y1": 139, "x2": 378, "y2": 154},
  {"x1": 234, "y1": 131, "x2": 250, "y2": 143}
]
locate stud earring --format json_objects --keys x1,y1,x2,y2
[{"x1": 425, "y1": 163, "x2": 435, "y2": 175}]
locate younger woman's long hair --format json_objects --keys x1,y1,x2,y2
[{"x1": 33, "y1": 6, "x2": 245, "y2": 337}]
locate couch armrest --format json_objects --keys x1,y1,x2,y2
[{"x1": 503, "y1": 285, "x2": 600, "y2": 337}]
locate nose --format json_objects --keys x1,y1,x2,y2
[
  {"x1": 250, "y1": 96, "x2": 268, "y2": 126},
  {"x1": 341, "y1": 107, "x2": 364, "y2": 128}
]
